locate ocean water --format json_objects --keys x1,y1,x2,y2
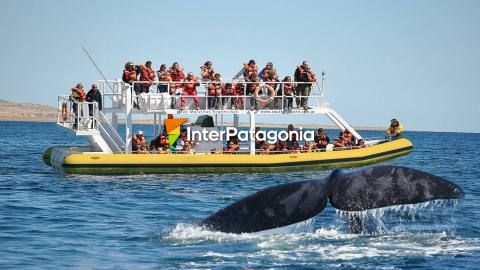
[{"x1": 0, "y1": 121, "x2": 479, "y2": 269}]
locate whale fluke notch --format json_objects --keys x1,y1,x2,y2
[{"x1": 200, "y1": 166, "x2": 464, "y2": 234}]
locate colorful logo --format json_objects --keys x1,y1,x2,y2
[{"x1": 164, "y1": 118, "x2": 188, "y2": 147}]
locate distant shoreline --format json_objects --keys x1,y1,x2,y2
[{"x1": 1, "y1": 99, "x2": 477, "y2": 133}]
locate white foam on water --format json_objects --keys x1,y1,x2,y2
[{"x1": 162, "y1": 200, "x2": 479, "y2": 265}]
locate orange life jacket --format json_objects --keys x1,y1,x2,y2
[
  {"x1": 140, "y1": 65, "x2": 155, "y2": 87},
  {"x1": 123, "y1": 70, "x2": 137, "y2": 83},
  {"x1": 181, "y1": 77, "x2": 199, "y2": 92},
  {"x1": 200, "y1": 66, "x2": 215, "y2": 80},
  {"x1": 169, "y1": 68, "x2": 185, "y2": 82},
  {"x1": 222, "y1": 84, "x2": 234, "y2": 95},
  {"x1": 243, "y1": 63, "x2": 258, "y2": 78},
  {"x1": 208, "y1": 80, "x2": 222, "y2": 96},
  {"x1": 283, "y1": 83, "x2": 294, "y2": 95}
]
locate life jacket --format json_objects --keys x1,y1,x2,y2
[
  {"x1": 122, "y1": 70, "x2": 137, "y2": 84},
  {"x1": 222, "y1": 84, "x2": 234, "y2": 96},
  {"x1": 283, "y1": 83, "x2": 294, "y2": 95},
  {"x1": 70, "y1": 88, "x2": 86, "y2": 101},
  {"x1": 208, "y1": 79, "x2": 222, "y2": 95},
  {"x1": 200, "y1": 65, "x2": 215, "y2": 80},
  {"x1": 169, "y1": 68, "x2": 185, "y2": 82},
  {"x1": 243, "y1": 63, "x2": 258, "y2": 78},
  {"x1": 181, "y1": 77, "x2": 199, "y2": 92},
  {"x1": 264, "y1": 77, "x2": 277, "y2": 89},
  {"x1": 233, "y1": 83, "x2": 244, "y2": 96},
  {"x1": 140, "y1": 65, "x2": 155, "y2": 87},
  {"x1": 260, "y1": 68, "x2": 277, "y2": 80},
  {"x1": 157, "y1": 71, "x2": 172, "y2": 82}
]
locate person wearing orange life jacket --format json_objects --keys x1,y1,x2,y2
[
  {"x1": 259, "y1": 62, "x2": 277, "y2": 81},
  {"x1": 231, "y1": 83, "x2": 244, "y2": 109},
  {"x1": 122, "y1": 62, "x2": 142, "y2": 100},
  {"x1": 139, "y1": 61, "x2": 155, "y2": 93},
  {"x1": 132, "y1": 130, "x2": 148, "y2": 154},
  {"x1": 122, "y1": 62, "x2": 137, "y2": 85},
  {"x1": 180, "y1": 72, "x2": 200, "y2": 110},
  {"x1": 243, "y1": 59, "x2": 258, "y2": 81},
  {"x1": 207, "y1": 73, "x2": 222, "y2": 109},
  {"x1": 69, "y1": 83, "x2": 87, "y2": 129},
  {"x1": 263, "y1": 70, "x2": 280, "y2": 108},
  {"x1": 294, "y1": 60, "x2": 317, "y2": 110},
  {"x1": 282, "y1": 76, "x2": 295, "y2": 110},
  {"x1": 222, "y1": 83, "x2": 235, "y2": 109},
  {"x1": 156, "y1": 64, "x2": 171, "y2": 93},
  {"x1": 200, "y1": 61, "x2": 215, "y2": 81},
  {"x1": 168, "y1": 62, "x2": 185, "y2": 109}
]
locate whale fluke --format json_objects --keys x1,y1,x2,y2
[
  {"x1": 200, "y1": 180, "x2": 329, "y2": 233},
  {"x1": 200, "y1": 166, "x2": 464, "y2": 234},
  {"x1": 327, "y1": 166, "x2": 465, "y2": 211}
]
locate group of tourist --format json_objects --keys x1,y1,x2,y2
[
  {"x1": 130, "y1": 122, "x2": 402, "y2": 154},
  {"x1": 121, "y1": 60, "x2": 317, "y2": 110},
  {"x1": 68, "y1": 83, "x2": 103, "y2": 128}
]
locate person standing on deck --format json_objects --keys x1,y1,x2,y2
[
  {"x1": 69, "y1": 83, "x2": 86, "y2": 129},
  {"x1": 86, "y1": 84, "x2": 102, "y2": 117},
  {"x1": 180, "y1": 72, "x2": 200, "y2": 110},
  {"x1": 200, "y1": 61, "x2": 215, "y2": 82},
  {"x1": 139, "y1": 61, "x2": 155, "y2": 93},
  {"x1": 294, "y1": 60, "x2": 317, "y2": 110},
  {"x1": 168, "y1": 62, "x2": 186, "y2": 108},
  {"x1": 156, "y1": 64, "x2": 171, "y2": 93}
]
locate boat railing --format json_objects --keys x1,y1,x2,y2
[
  {"x1": 93, "y1": 79, "x2": 327, "y2": 113},
  {"x1": 57, "y1": 95, "x2": 99, "y2": 131}
]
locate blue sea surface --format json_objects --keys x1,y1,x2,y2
[{"x1": 0, "y1": 121, "x2": 479, "y2": 269}]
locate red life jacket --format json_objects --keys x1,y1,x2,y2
[
  {"x1": 283, "y1": 83, "x2": 294, "y2": 95},
  {"x1": 169, "y1": 68, "x2": 185, "y2": 82},
  {"x1": 123, "y1": 70, "x2": 137, "y2": 84},
  {"x1": 243, "y1": 63, "x2": 258, "y2": 78},
  {"x1": 222, "y1": 84, "x2": 234, "y2": 95},
  {"x1": 140, "y1": 65, "x2": 155, "y2": 87},
  {"x1": 182, "y1": 77, "x2": 199, "y2": 92}
]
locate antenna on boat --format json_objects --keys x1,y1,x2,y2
[{"x1": 81, "y1": 45, "x2": 114, "y2": 92}]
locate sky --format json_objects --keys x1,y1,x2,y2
[{"x1": 0, "y1": 0, "x2": 479, "y2": 133}]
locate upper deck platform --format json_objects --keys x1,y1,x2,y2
[{"x1": 90, "y1": 79, "x2": 328, "y2": 115}]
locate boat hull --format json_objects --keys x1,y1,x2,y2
[{"x1": 46, "y1": 138, "x2": 413, "y2": 174}]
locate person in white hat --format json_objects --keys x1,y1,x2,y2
[{"x1": 132, "y1": 130, "x2": 147, "y2": 153}]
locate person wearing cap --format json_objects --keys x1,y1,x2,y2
[
  {"x1": 132, "y1": 130, "x2": 147, "y2": 154},
  {"x1": 243, "y1": 60, "x2": 258, "y2": 80},
  {"x1": 259, "y1": 62, "x2": 277, "y2": 81},
  {"x1": 386, "y1": 118, "x2": 404, "y2": 140},
  {"x1": 122, "y1": 62, "x2": 137, "y2": 85},
  {"x1": 294, "y1": 60, "x2": 317, "y2": 110},
  {"x1": 86, "y1": 84, "x2": 102, "y2": 117},
  {"x1": 69, "y1": 83, "x2": 86, "y2": 129},
  {"x1": 139, "y1": 61, "x2": 155, "y2": 93},
  {"x1": 200, "y1": 61, "x2": 215, "y2": 81}
]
